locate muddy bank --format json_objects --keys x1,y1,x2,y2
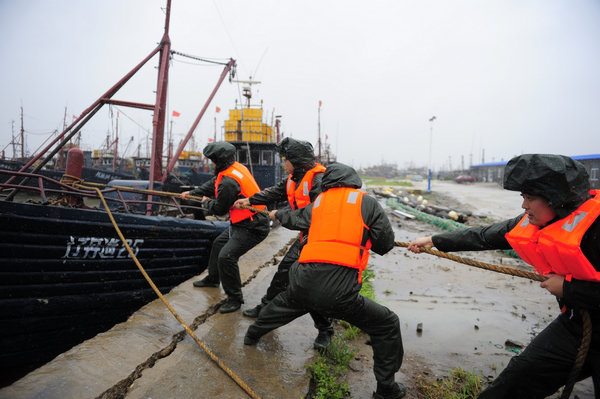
[{"x1": 366, "y1": 180, "x2": 594, "y2": 399}]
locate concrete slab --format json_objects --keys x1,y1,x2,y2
[{"x1": 0, "y1": 227, "x2": 300, "y2": 399}]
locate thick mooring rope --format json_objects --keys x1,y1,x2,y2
[
  {"x1": 394, "y1": 241, "x2": 544, "y2": 281},
  {"x1": 82, "y1": 184, "x2": 261, "y2": 399},
  {"x1": 240, "y1": 204, "x2": 270, "y2": 215}
]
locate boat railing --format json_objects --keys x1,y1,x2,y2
[{"x1": 0, "y1": 169, "x2": 207, "y2": 218}]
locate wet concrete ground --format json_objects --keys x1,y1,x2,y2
[{"x1": 1, "y1": 181, "x2": 594, "y2": 398}]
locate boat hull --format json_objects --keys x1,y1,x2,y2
[{"x1": 0, "y1": 200, "x2": 228, "y2": 376}]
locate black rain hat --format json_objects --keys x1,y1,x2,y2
[
  {"x1": 503, "y1": 154, "x2": 590, "y2": 218},
  {"x1": 203, "y1": 142, "x2": 236, "y2": 163},
  {"x1": 277, "y1": 137, "x2": 315, "y2": 168}
]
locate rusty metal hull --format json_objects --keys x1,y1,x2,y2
[{"x1": 0, "y1": 200, "x2": 228, "y2": 376}]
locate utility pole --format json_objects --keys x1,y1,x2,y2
[
  {"x1": 427, "y1": 116, "x2": 436, "y2": 192},
  {"x1": 317, "y1": 100, "x2": 322, "y2": 162},
  {"x1": 20, "y1": 106, "x2": 25, "y2": 159},
  {"x1": 10, "y1": 120, "x2": 16, "y2": 159}
]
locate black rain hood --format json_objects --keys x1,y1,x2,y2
[
  {"x1": 277, "y1": 137, "x2": 316, "y2": 173},
  {"x1": 203, "y1": 142, "x2": 236, "y2": 173},
  {"x1": 321, "y1": 162, "x2": 363, "y2": 190},
  {"x1": 503, "y1": 154, "x2": 591, "y2": 219}
]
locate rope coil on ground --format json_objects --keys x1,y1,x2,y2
[{"x1": 79, "y1": 183, "x2": 261, "y2": 399}]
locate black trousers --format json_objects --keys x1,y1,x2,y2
[
  {"x1": 247, "y1": 262, "x2": 403, "y2": 385},
  {"x1": 260, "y1": 236, "x2": 333, "y2": 335},
  {"x1": 479, "y1": 311, "x2": 600, "y2": 398},
  {"x1": 205, "y1": 219, "x2": 269, "y2": 302}
]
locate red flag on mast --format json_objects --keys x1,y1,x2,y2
[
  {"x1": 172, "y1": 110, "x2": 181, "y2": 117},
  {"x1": 216, "y1": 106, "x2": 221, "y2": 113}
]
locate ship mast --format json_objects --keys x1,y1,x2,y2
[{"x1": 148, "y1": 0, "x2": 171, "y2": 186}]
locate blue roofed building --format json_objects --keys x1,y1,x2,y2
[{"x1": 470, "y1": 154, "x2": 600, "y2": 189}]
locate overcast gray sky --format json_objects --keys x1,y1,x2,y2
[{"x1": 1, "y1": 0, "x2": 599, "y2": 171}]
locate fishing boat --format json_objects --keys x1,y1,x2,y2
[{"x1": 0, "y1": 0, "x2": 232, "y2": 383}]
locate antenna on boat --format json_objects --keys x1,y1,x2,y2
[{"x1": 232, "y1": 77, "x2": 261, "y2": 108}]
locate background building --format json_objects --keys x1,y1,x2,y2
[{"x1": 470, "y1": 154, "x2": 600, "y2": 189}]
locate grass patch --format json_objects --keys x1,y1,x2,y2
[
  {"x1": 306, "y1": 334, "x2": 354, "y2": 398},
  {"x1": 361, "y1": 177, "x2": 414, "y2": 187},
  {"x1": 360, "y1": 268, "x2": 376, "y2": 300},
  {"x1": 339, "y1": 268, "x2": 376, "y2": 339},
  {"x1": 416, "y1": 367, "x2": 483, "y2": 399}
]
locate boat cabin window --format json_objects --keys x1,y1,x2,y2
[
  {"x1": 261, "y1": 150, "x2": 273, "y2": 166},
  {"x1": 237, "y1": 150, "x2": 247, "y2": 164},
  {"x1": 236, "y1": 149, "x2": 264, "y2": 166}
]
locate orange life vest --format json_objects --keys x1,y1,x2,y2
[
  {"x1": 298, "y1": 187, "x2": 372, "y2": 282},
  {"x1": 215, "y1": 162, "x2": 266, "y2": 223},
  {"x1": 505, "y1": 190, "x2": 600, "y2": 281},
  {"x1": 286, "y1": 163, "x2": 326, "y2": 210}
]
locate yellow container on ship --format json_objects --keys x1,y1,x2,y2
[{"x1": 224, "y1": 106, "x2": 274, "y2": 143}]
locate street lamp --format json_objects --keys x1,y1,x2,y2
[{"x1": 427, "y1": 116, "x2": 436, "y2": 192}]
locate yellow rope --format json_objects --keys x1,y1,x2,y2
[
  {"x1": 59, "y1": 173, "x2": 84, "y2": 186},
  {"x1": 240, "y1": 203, "x2": 270, "y2": 215},
  {"x1": 394, "y1": 241, "x2": 545, "y2": 282},
  {"x1": 86, "y1": 184, "x2": 261, "y2": 399}
]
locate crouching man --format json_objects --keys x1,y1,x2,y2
[{"x1": 244, "y1": 162, "x2": 406, "y2": 399}]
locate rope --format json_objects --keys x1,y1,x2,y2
[
  {"x1": 60, "y1": 173, "x2": 84, "y2": 186},
  {"x1": 82, "y1": 182, "x2": 271, "y2": 217},
  {"x1": 394, "y1": 241, "x2": 544, "y2": 281},
  {"x1": 83, "y1": 181, "x2": 208, "y2": 202},
  {"x1": 170, "y1": 50, "x2": 231, "y2": 66},
  {"x1": 240, "y1": 203, "x2": 270, "y2": 215},
  {"x1": 560, "y1": 309, "x2": 592, "y2": 399},
  {"x1": 83, "y1": 183, "x2": 261, "y2": 399},
  {"x1": 73, "y1": 182, "x2": 263, "y2": 216}
]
